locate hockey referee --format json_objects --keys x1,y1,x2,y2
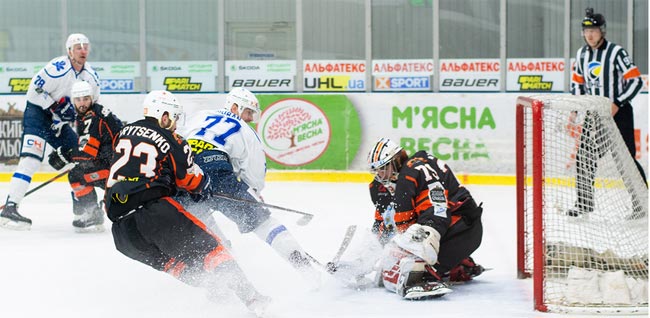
[{"x1": 569, "y1": 7, "x2": 646, "y2": 216}]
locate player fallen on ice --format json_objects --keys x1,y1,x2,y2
[
  {"x1": 47, "y1": 81, "x2": 123, "y2": 232},
  {"x1": 105, "y1": 91, "x2": 269, "y2": 315},
  {"x1": 333, "y1": 138, "x2": 486, "y2": 300}
]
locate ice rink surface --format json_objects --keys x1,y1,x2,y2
[{"x1": 0, "y1": 181, "x2": 635, "y2": 318}]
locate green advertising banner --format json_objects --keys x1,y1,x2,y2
[{"x1": 256, "y1": 95, "x2": 361, "y2": 170}]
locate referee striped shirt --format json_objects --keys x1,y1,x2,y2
[{"x1": 571, "y1": 39, "x2": 643, "y2": 107}]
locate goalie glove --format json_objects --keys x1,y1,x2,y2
[{"x1": 393, "y1": 224, "x2": 441, "y2": 265}]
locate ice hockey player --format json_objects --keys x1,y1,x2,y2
[
  {"x1": 105, "y1": 90, "x2": 269, "y2": 314},
  {"x1": 366, "y1": 137, "x2": 485, "y2": 299},
  {"x1": 178, "y1": 87, "x2": 317, "y2": 273},
  {"x1": 0, "y1": 33, "x2": 100, "y2": 230},
  {"x1": 47, "y1": 80, "x2": 122, "y2": 232}
]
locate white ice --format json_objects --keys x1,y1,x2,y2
[{"x1": 0, "y1": 181, "x2": 630, "y2": 318}]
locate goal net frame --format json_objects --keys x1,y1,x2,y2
[{"x1": 515, "y1": 94, "x2": 648, "y2": 314}]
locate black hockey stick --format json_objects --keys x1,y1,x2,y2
[
  {"x1": 0, "y1": 168, "x2": 71, "y2": 211},
  {"x1": 210, "y1": 192, "x2": 314, "y2": 225}
]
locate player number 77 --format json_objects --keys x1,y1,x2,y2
[{"x1": 195, "y1": 115, "x2": 241, "y2": 146}]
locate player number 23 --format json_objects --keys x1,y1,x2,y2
[{"x1": 109, "y1": 139, "x2": 158, "y2": 180}]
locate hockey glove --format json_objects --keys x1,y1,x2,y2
[
  {"x1": 190, "y1": 174, "x2": 212, "y2": 202},
  {"x1": 48, "y1": 147, "x2": 73, "y2": 170},
  {"x1": 50, "y1": 96, "x2": 76, "y2": 122},
  {"x1": 393, "y1": 224, "x2": 441, "y2": 265}
]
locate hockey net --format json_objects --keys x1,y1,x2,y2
[{"x1": 516, "y1": 95, "x2": 648, "y2": 314}]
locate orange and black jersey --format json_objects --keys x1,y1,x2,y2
[
  {"x1": 72, "y1": 103, "x2": 123, "y2": 165},
  {"x1": 371, "y1": 150, "x2": 473, "y2": 237},
  {"x1": 105, "y1": 118, "x2": 207, "y2": 221}
]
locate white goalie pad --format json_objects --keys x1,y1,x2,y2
[{"x1": 392, "y1": 224, "x2": 440, "y2": 265}]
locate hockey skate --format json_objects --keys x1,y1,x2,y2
[
  {"x1": 244, "y1": 292, "x2": 272, "y2": 317},
  {"x1": 73, "y1": 206, "x2": 105, "y2": 233},
  {"x1": 443, "y1": 257, "x2": 486, "y2": 283},
  {"x1": 566, "y1": 205, "x2": 593, "y2": 217},
  {"x1": 566, "y1": 196, "x2": 594, "y2": 217},
  {"x1": 0, "y1": 202, "x2": 32, "y2": 230},
  {"x1": 402, "y1": 281, "x2": 452, "y2": 300},
  {"x1": 288, "y1": 250, "x2": 323, "y2": 290}
]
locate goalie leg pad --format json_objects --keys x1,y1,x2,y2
[{"x1": 393, "y1": 224, "x2": 441, "y2": 265}]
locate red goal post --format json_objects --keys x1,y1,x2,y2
[{"x1": 515, "y1": 94, "x2": 648, "y2": 314}]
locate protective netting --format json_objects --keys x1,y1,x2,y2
[{"x1": 518, "y1": 95, "x2": 648, "y2": 314}]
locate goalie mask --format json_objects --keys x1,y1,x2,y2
[
  {"x1": 225, "y1": 87, "x2": 260, "y2": 123},
  {"x1": 368, "y1": 138, "x2": 408, "y2": 191},
  {"x1": 143, "y1": 90, "x2": 184, "y2": 130}
]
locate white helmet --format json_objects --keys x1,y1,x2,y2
[
  {"x1": 368, "y1": 138, "x2": 403, "y2": 171},
  {"x1": 225, "y1": 87, "x2": 260, "y2": 123},
  {"x1": 71, "y1": 81, "x2": 93, "y2": 101},
  {"x1": 143, "y1": 90, "x2": 183, "y2": 130},
  {"x1": 66, "y1": 33, "x2": 90, "y2": 53},
  {"x1": 367, "y1": 138, "x2": 405, "y2": 187}
]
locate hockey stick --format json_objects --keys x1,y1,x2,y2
[
  {"x1": 305, "y1": 225, "x2": 357, "y2": 270},
  {"x1": 210, "y1": 192, "x2": 314, "y2": 225},
  {"x1": 0, "y1": 168, "x2": 71, "y2": 211},
  {"x1": 329, "y1": 225, "x2": 357, "y2": 265}
]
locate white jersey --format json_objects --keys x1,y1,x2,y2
[
  {"x1": 179, "y1": 109, "x2": 267, "y2": 193},
  {"x1": 26, "y1": 55, "x2": 100, "y2": 110}
]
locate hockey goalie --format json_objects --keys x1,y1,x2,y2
[{"x1": 331, "y1": 137, "x2": 486, "y2": 300}]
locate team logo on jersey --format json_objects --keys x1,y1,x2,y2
[
  {"x1": 587, "y1": 61, "x2": 602, "y2": 80},
  {"x1": 257, "y1": 98, "x2": 331, "y2": 166}
]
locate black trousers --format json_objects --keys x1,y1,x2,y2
[
  {"x1": 575, "y1": 106, "x2": 647, "y2": 209},
  {"x1": 434, "y1": 200, "x2": 483, "y2": 273},
  {"x1": 111, "y1": 196, "x2": 226, "y2": 281}
]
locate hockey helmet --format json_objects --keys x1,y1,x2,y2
[
  {"x1": 581, "y1": 8, "x2": 606, "y2": 31},
  {"x1": 66, "y1": 33, "x2": 90, "y2": 53},
  {"x1": 367, "y1": 138, "x2": 407, "y2": 187},
  {"x1": 143, "y1": 90, "x2": 183, "y2": 130},
  {"x1": 71, "y1": 81, "x2": 93, "y2": 100},
  {"x1": 225, "y1": 87, "x2": 260, "y2": 123}
]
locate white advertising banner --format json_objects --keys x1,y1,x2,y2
[
  {"x1": 0, "y1": 93, "x2": 645, "y2": 175},
  {"x1": 506, "y1": 58, "x2": 565, "y2": 91},
  {"x1": 303, "y1": 60, "x2": 366, "y2": 92},
  {"x1": 439, "y1": 59, "x2": 501, "y2": 91},
  {"x1": 372, "y1": 59, "x2": 433, "y2": 91},
  {"x1": 0, "y1": 62, "x2": 43, "y2": 93},
  {"x1": 92, "y1": 62, "x2": 141, "y2": 93},
  {"x1": 148, "y1": 61, "x2": 217, "y2": 92},
  {"x1": 225, "y1": 60, "x2": 296, "y2": 91}
]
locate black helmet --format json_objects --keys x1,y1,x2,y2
[{"x1": 582, "y1": 7, "x2": 606, "y2": 29}]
